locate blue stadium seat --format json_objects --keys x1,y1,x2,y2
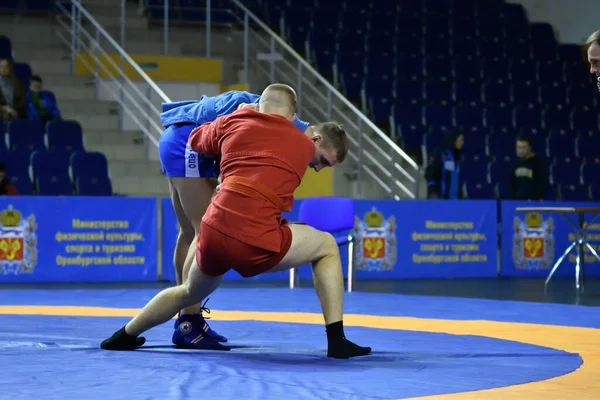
[
  {"x1": 423, "y1": 104, "x2": 454, "y2": 128},
  {"x1": 532, "y1": 44, "x2": 559, "y2": 63},
  {"x1": 582, "y1": 157, "x2": 600, "y2": 183},
  {"x1": 76, "y1": 175, "x2": 113, "y2": 196},
  {"x1": 395, "y1": 82, "x2": 423, "y2": 106},
  {"x1": 537, "y1": 61, "x2": 564, "y2": 84},
  {"x1": 538, "y1": 83, "x2": 567, "y2": 107},
  {"x1": 564, "y1": 62, "x2": 596, "y2": 86},
  {"x1": 478, "y1": 38, "x2": 506, "y2": 60},
  {"x1": 488, "y1": 128, "x2": 517, "y2": 159},
  {"x1": 287, "y1": 22, "x2": 310, "y2": 55},
  {"x1": 36, "y1": 175, "x2": 73, "y2": 196},
  {"x1": 0, "y1": 36, "x2": 11, "y2": 60},
  {"x1": 455, "y1": 105, "x2": 484, "y2": 128},
  {"x1": 461, "y1": 155, "x2": 489, "y2": 183},
  {"x1": 396, "y1": 59, "x2": 424, "y2": 83},
  {"x1": 310, "y1": 33, "x2": 336, "y2": 76},
  {"x1": 452, "y1": 37, "x2": 478, "y2": 59},
  {"x1": 7, "y1": 120, "x2": 45, "y2": 152},
  {"x1": 559, "y1": 44, "x2": 584, "y2": 64},
  {"x1": 577, "y1": 133, "x2": 600, "y2": 160},
  {"x1": 9, "y1": 174, "x2": 33, "y2": 195},
  {"x1": 393, "y1": 104, "x2": 423, "y2": 128},
  {"x1": 527, "y1": 132, "x2": 549, "y2": 158},
  {"x1": 146, "y1": 0, "x2": 177, "y2": 20},
  {"x1": 2, "y1": 150, "x2": 31, "y2": 178},
  {"x1": 370, "y1": 96, "x2": 393, "y2": 128},
  {"x1": 423, "y1": 130, "x2": 448, "y2": 156},
  {"x1": 453, "y1": 1, "x2": 476, "y2": 18},
  {"x1": 340, "y1": 10, "x2": 369, "y2": 31},
  {"x1": 424, "y1": 80, "x2": 453, "y2": 104},
  {"x1": 511, "y1": 82, "x2": 539, "y2": 105},
  {"x1": 465, "y1": 129, "x2": 487, "y2": 158},
  {"x1": 483, "y1": 81, "x2": 511, "y2": 106},
  {"x1": 531, "y1": 23, "x2": 557, "y2": 46},
  {"x1": 505, "y1": 40, "x2": 533, "y2": 61},
  {"x1": 370, "y1": 0, "x2": 399, "y2": 13},
  {"x1": 397, "y1": 34, "x2": 424, "y2": 58},
  {"x1": 545, "y1": 184, "x2": 558, "y2": 200},
  {"x1": 367, "y1": 33, "x2": 396, "y2": 54},
  {"x1": 567, "y1": 84, "x2": 597, "y2": 107},
  {"x1": 547, "y1": 129, "x2": 576, "y2": 158},
  {"x1": 366, "y1": 50, "x2": 395, "y2": 77},
  {"x1": 24, "y1": 0, "x2": 54, "y2": 12},
  {"x1": 340, "y1": 69, "x2": 365, "y2": 101},
  {"x1": 551, "y1": 157, "x2": 582, "y2": 185},
  {"x1": 497, "y1": 179, "x2": 510, "y2": 199},
  {"x1": 561, "y1": 184, "x2": 589, "y2": 201},
  {"x1": 13, "y1": 62, "x2": 32, "y2": 87},
  {"x1": 364, "y1": 74, "x2": 394, "y2": 99},
  {"x1": 571, "y1": 106, "x2": 599, "y2": 132},
  {"x1": 30, "y1": 150, "x2": 70, "y2": 181},
  {"x1": 478, "y1": 20, "x2": 506, "y2": 41},
  {"x1": 453, "y1": 83, "x2": 482, "y2": 105},
  {"x1": 423, "y1": 16, "x2": 451, "y2": 37},
  {"x1": 369, "y1": 11, "x2": 398, "y2": 34},
  {"x1": 591, "y1": 184, "x2": 599, "y2": 201},
  {"x1": 542, "y1": 105, "x2": 571, "y2": 130},
  {"x1": 481, "y1": 58, "x2": 510, "y2": 82},
  {"x1": 70, "y1": 151, "x2": 109, "y2": 181},
  {"x1": 464, "y1": 181, "x2": 495, "y2": 199},
  {"x1": 424, "y1": 56, "x2": 451, "y2": 81},
  {"x1": 422, "y1": 36, "x2": 451, "y2": 57},
  {"x1": 489, "y1": 159, "x2": 511, "y2": 185},
  {"x1": 484, "y1": 106, "x2": 513, "y2": 128},
  {"x1": 452, "y1": 57, "x2": 480, "y2": 83},
  {"x1": 510, "y1": 59, "x2": 537, "y2": 83},
  {"x1": 503, "y1": 3, "x2": 529, "y2": 28},
  {"x1": 398, "y1": 123, "x2": 427, "y2": 150},
  {"x1": 514, "y1": 104, "x2": 543, "y2": 130},
  {"x1": 398, "y1": 2, "x2": 423, "y2": 17},
  {"x1": 46, "y1": 120, "x2": 84, "y2": 152}
]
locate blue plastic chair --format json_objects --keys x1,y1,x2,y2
[{"x1": 293, "y1": 197, "x2": 356, "y2": 291}]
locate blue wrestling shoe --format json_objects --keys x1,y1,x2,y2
[{"x1": 172, "y1": 299, "x2": 229, "y2": 350}]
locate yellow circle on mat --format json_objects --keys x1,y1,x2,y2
[{"x1": 0, "y1": 305, "x2": 598, "y2": 399}]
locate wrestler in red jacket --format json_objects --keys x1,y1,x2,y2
[{"x1": 101, "y1": 84, "x2": 371, "y2": 359}]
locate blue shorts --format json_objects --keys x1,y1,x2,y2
[{"x1": 158, "y1": 123, "x2": 219, "y2": 178}]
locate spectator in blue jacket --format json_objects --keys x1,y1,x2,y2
[{"x1": 27, "y1": 75, "x2": 61, "y2": 128}]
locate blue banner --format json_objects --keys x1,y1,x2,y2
[
  {"x1": 500, "y1": 201, "x2": 600, "y2": 277},
  {"x1": 161, "y1": 198, "x2": 498, "y2": 281},
  {"x1": 351, "y1": 200, "x2": 498, "y2": 278},
  {"x1": 0, "y1": 197, "x2": 157, "y2": 282}
]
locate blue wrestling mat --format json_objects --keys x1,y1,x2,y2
[{"x1": 0, "y1": 287, "x2": 594, "y2": 399}]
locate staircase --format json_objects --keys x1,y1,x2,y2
[{"x1": 0, "y1": 9, "x2": 167, "y2": 197}]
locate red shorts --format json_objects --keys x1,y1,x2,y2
[{"x1": 196, "y1": 221, "x2": 293, "y2": 278}]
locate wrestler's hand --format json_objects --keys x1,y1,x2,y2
[{"x1": 237, "y1": 103, "x2": 259, "y2": 111}]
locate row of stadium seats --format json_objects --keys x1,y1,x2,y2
[
  {"x1": 5, "y1": 150, "x2": 112, "y2": 196},
  {"x1": 460, "y1": 155, "x2": 600, "y2": 186},
  {"x1": 417, "y1": 128, "x2": 600, "y2": 161},
  {"x1": 0, "y1": 119, "x2": 83, "y2": 153},
  {"x1": 464, "y1": 181, "x2": 598, "y2": 201}
]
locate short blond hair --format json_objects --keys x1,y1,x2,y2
[
  {"x1": 260, "y1": 83, "x2": 297, "y2": 114},
  {"x1": 586, "y1": 30, "x2": 600, "y2": 46}
]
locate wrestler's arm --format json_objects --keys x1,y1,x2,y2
[{"x1": 188, "y1": 117, "x2": 224, "y2": 157}]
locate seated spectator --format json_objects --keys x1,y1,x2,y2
[
  {"x1": 0, "y1": 162, "x2": 18, "y2": 195},
  {"x1": 509, "y1": 135, "x2": 548, "y2": 200},
  {"x1": 0, "y1": 58, "x2": 26, "y2": 122},
  {"x1": 425, "y1": 130, "x2": 465, "y2": 199},
  {"x1": 27, "y1": 75, "x2": 61, "y2": 127}
]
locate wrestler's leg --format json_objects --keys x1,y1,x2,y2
[
  {"x1": 268, "y1": 224, "x2": 371, "y2": 359},
  {"x1": 170, "y1": 176, "x2": 217, "y2": 314},
  {"x1": 169, "y1": 179, "x2": 195, "y2": 286},
  {"x1": 100, "y1": 257, "x2": 224, "y2": 350}
]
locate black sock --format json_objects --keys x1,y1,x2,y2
[
  {"x1": 100, "y1": 326, "x2": 146, "y2": 351},
  {"x1": 326, "y1": 320, "x2": 371, "y2": 359}
]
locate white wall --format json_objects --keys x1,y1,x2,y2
[
  {"x1": 95, "y1": 80, "x2": 220, "y2": 160},
  {"x1": 507, "y1": 0, "x2": 600, "y2": 44}
]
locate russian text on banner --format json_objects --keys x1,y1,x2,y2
[
  {"x1": 0, "y1": 197, "x2": 157, "y2": 282},
  {"x1": 351, "y1": 200, "x2": 498, "y2": 278},
  {"x1": 500, "y1": 200, "x2": 600, "y2": 277}
]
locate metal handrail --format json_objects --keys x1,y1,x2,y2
[
  {"x1": 69, "y1": 0, "x2": 171, "y2": 103},
  {"x1": 230, "y1": 0, "x2": 418, "y2": 171}
]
